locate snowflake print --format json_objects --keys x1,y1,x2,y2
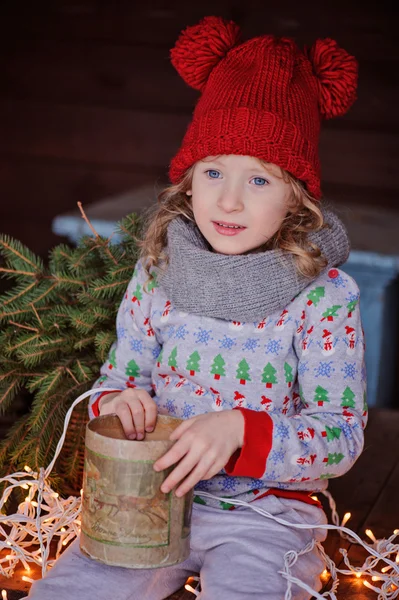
[
  {"x1": 241, "y1": 337, "x2": 260, "y2": 353},
  {"x1": 129, "y1": 338, "x2": 144, "y2": 355},
  {"x1": 270, "y1": 448, "x2": 286, "y2": 466},
  {"x1": 195, "y1": 480, "x2": 213, "y2": 492},
  {"x1": 275, "y1": 482, "x2": 290, "y2": 490},
  {"x1": 314, "y1": 361, "x2": 335, "y2": 378},
  {"x1": 346, "y1": 290, "x2": 359, "y2": 303},
  {"x1": 218, "y1": 335, "x2": 237, "y2": 351},
  {"x1": 342, "y1": 362, "x2": 358, "y2": 380},
  {"x1": 152, "y1": 347, "x2": 162, "y2": 359},
  {"x1": 266, "y1": 470, "x2": 279, "y2": 481},
  {"x1": 117, "y1": 325, "x2": 127, "y2": 339},
  {"x1": 361, "y1": 364, "x2": 367, "y2": 382},
  {"x1": 265, "y1": 339, "x2": 283, "y2": 355},
  {"x1": 298, "y1": 361, "x2": 309, "y2": 377},
  {"x1": 340, "y1": 421, "x2": 354, "y2": 440},
  {"x1": 175, "y1": 325, "x2": 189, "y2": 340},
  {"x1": 165, "y1": 325, "x2": 176, "y2": 340},
  {"x1": 221, "y1": 477, "x2": 239, "y2": 492},
  {"x1": 182, "y1": 401, "x2": 196, "y2": 419},
  {"x1": 328, "y1": 274, "x2": 347, "y2": 289},
  {"x1": 249, "y1": 478, "x2": 264, "y2": 489},
  {"x1": 165, "y1": 399, "x2": 177, "y2": 415},
  {"x1": 194, "y1": 327, "x2": 214, "y2": 345},
  {"x1": 275, "y1": 422, "x2": 290, "y2": 441},
  {"x1": 349, "y1": 448, "x2": 358, "y2": 461}
]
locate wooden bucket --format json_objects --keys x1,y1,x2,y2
[{"x1": 80, "y1": 414, "x2": 193, "y2": 568}]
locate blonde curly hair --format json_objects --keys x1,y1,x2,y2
[{"x1": 138, "y1": 160, "x2": 327, "y2": 285}]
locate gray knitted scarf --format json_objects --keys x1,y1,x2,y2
[{"x1": 159, "y1": 209, "x2": 350, "y2": 322}]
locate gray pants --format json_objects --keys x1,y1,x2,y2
[{"x1": 27, "y1": 495, "x2": 328, "y2": 600}]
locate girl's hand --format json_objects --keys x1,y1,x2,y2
[
  {"x1": 99, "y1": 388, "x2": 158, "y2": 440},
  {"x1": 153, "y1": 410, "x2": 245, "y2": 497}
]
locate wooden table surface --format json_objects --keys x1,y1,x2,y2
[{"x1": 1, "y1": 408, "x2": 399, "y2": 599}]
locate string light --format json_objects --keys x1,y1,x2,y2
[
  {"x1": 184, "y1": 576, "x2": 201, "y2": 597},
  {"x1": 341, "y1": 512, "x2": 351, "y2": 527},
  {"x1": 381, "y1": 565, "x2": 392, "y2": 573},
  {"x1": 364, "y1": 580, "x2": 383, "y2": 593},
  {"x1": 366, "y1": 529, "x2": 377, "y2": 543},
  {"x1": 0, "y1": 387, "x2": 397, "y2": 600}
]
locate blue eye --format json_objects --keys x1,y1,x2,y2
[
  {"x1": 252, "y1": 177, "x2": 268, "y2": 186},
  {"x1": 206, "y1": 170, "x2": 221, "y2": 179}
]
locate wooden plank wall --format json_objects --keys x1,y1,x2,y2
[{"x1": 0, "y1": 0, "x2": 397, "y2": 255}]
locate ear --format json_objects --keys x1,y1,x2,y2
[{"x1": 186, "y1": 190, "x2": 192, "y2": 196}]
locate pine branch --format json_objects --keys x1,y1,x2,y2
[
  {"x1": 0, "y1": 379, "x2": 22, "y2": 414},
  {"x1": 0, "y1": 209, "x2": 141, "y2": 495},
  {"x1": 0, "y1": 236, "x2": 44, "y2": 271}
]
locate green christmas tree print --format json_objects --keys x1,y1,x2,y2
[
  {"x1": 186, "y1": 351, "x2": 201, "y2": 376},
  {"x1": 341, "y1": 386, "x2": 356, "y2": 408},
  {"x1": 323, "y1": 425, "x2": 342, "y2": 441},
  {"x1": 156, "y1": 348, "x2": 164, "y2": 367},
  {"x1": 321, "y1": 305, "x2": 342, "y2": 321},
  {"x1": 306, "y1": 286, "x2": 325, "y2": 307},
  {"x1": 108, "y1": 347, "x2": 117, "y2": 370},
  {"x1": 132, "y1": 283, "x2": 142, "y2": 304},
  {"x1": 324, "y1": 452, "x2": 345, "y2": 465},
  {"x1": 126, "y1": 359, "x2": 140, "y2": 380},
  {"x1": 284, "y1": 362, "x2": 294, "y2": 387},
  {"x1": 262, "y1": 362, "x2": 277, "y2": 388},
  {"x1": 147, "y1": 273, "x2": 159, "y2": 292},
  {"x1": 210, "y1": 354, "x2": 226, "y2": 380},
  {"x1": 363, "y1": 391, "x2": 368, "y2": 415},
  {"x1": 220, "y1": 500, "x2": 235, "y2": 511},
  {"x1": 313, "y1": 385, "x2": 329, "y2": 406},
  {"x1": 193, "y1": 495, "x2": 207, "y2": 506},
  {"x1": 347, "y1": 299, "x2": 358, "y2": 316},
  {"x1": 168, "y1": 347, "x2": 178, "y2": 371},
  {"x1": 236, "y1": 358, "x2": 251, "y2": 385}
]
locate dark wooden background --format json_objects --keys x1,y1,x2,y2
[{"x1": 0, "y1": 0, "x2": 398, "y2": 256}]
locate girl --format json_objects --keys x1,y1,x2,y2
[{"x1": 28, "y1": 16, "x2": 366, "y2": 600}]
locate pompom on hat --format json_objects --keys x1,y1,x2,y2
[{"x1": 169, "y1": 16, "x2": 358, "y2": 199}]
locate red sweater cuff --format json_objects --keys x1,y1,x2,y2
[
  {"x1": 91, "y1": 391, "x2": 116, "y2": 418},
  {"x1": 224, "y1": 408, "x2": 274, "y2": 478}
]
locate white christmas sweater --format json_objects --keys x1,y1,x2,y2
[{"x1": 89, "y1": 260, "x2": 367, "y2": 511}]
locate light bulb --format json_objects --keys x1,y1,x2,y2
[
  {"x1": 341, "y1": 512, "x2": 351, "y2": 526},
  {"x1": 365, "y1": 529, "x2": 376, "y2": 543}
]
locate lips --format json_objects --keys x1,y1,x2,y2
[
  {"x1": 212, "y1": 221, "x2": 246, "y2": 236},
  {"x1": 213, "y1": 221, "x2": 245, "y2": 229}
]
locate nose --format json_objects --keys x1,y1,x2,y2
[{"x1": 216, "y1": 186, "x2": 244, "y2": 213}]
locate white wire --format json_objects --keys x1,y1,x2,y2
[{"x1": 0, "y1": 387, "x2": 398, "y2": 600}]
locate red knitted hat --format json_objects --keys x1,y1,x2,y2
[{"x1": 169, "y1": 16, "x2": 358, "y2": 199}]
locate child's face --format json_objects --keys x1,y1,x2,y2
[{"x1": 188, "y1": 155, "x2": 292, "y2": 255}]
